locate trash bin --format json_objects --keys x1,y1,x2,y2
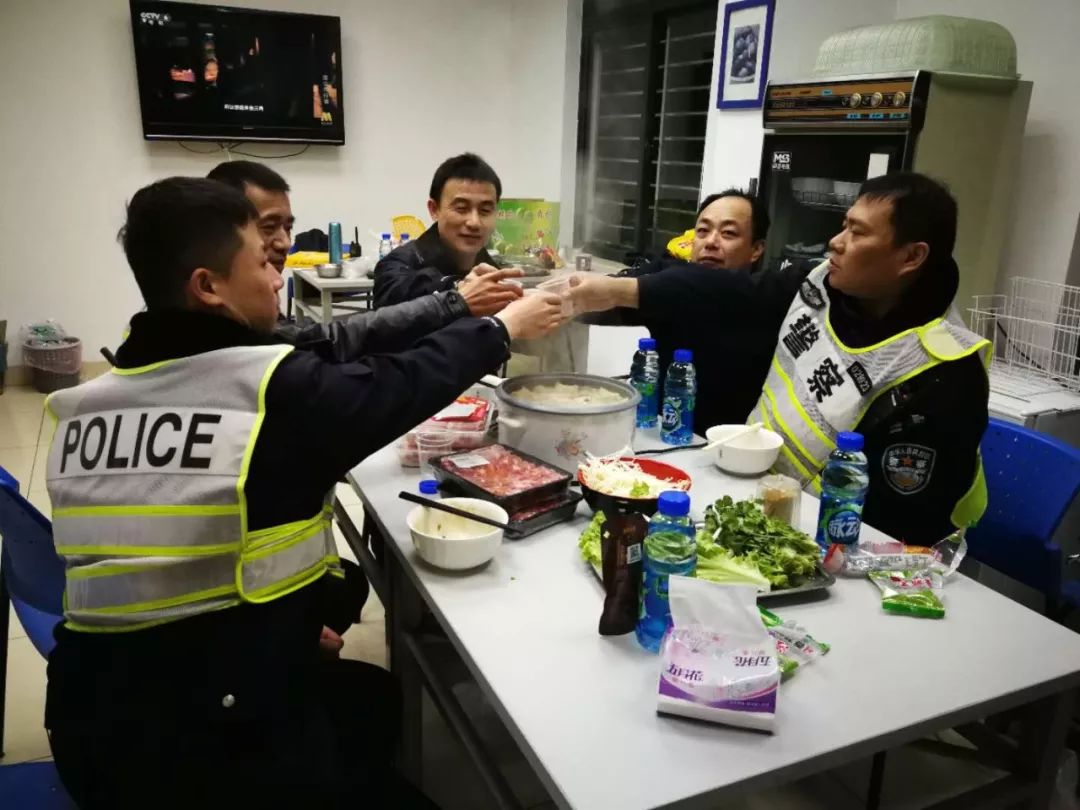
[{"x1": 24, "y1": 337, "x2": 81, "y2": 394}]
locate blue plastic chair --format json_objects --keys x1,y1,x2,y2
[
  {"x1": 0, "y1": 466, "x2": 66, "y2": 787},
  {"x1": 966, "y1": 418, "x2": 1080, "y2": 615}
]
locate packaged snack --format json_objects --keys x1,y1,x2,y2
[
  {"x1": 869, "y1": 569, "x2": 945, "y2": 618},
  {"x1": 758, "y1": 607, "x2": 830, "y2": 679}
]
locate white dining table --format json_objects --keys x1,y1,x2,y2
[{"x1": 340, "y1": 433, "x2": 1080, "y2": 809}]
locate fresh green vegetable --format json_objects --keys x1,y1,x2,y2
[
  {"x1": 703, "y1": 496, "x2": 821, "y2": 589},
  {"x1": 578, "y1": 511, "x2": 605, "y2": 567},
  {"x1": 695, "y1": 530, "x2": 771, "y2": 590},
  {"x1": 629, "y1": 480, "x2": 651, "y2": 498}
]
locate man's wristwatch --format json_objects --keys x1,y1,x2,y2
[{"x1": 438, "y1": 289, "x2": 470, "y2": 319}]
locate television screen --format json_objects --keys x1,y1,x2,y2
[{"x1": 130, "y1": 1, "x2": 344, "y2": 144}]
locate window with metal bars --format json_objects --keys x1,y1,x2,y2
[{"x1": 576, "y1": 1, "x2": 716, "y2": 262}]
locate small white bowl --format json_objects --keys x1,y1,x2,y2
[
  {"x1": 705, "y1": 425, "x2": 784, "y2": 476},
  {"x1": 407, "y1": 497, "x2": 507, "y2": 570}
]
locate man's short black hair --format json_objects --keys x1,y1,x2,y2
[
  {"x1": 429, "y1": 152, "x2": 502, "y2": 203},
  {"x1": 207, "y1": 160, "x2": 290, "y2": 194},
  {"x1": 696, "y1": 189, "x2": 770, "y2": 242},
  {"x1": 119, "y1": 177, "x2": 257, "y2": 309},
  {"x1": 858, "y1": 172, "x2": 957, "y2": 264}
]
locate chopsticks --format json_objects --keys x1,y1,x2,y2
[{"x1": 398, "y1": 491, "x2": 523, "y2": 538}]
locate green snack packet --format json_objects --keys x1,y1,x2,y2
[
  {"x1": 758, "y1": 606, "x2": 831, "y2": 679},
  {"x1": 869, "y1": 569, "x2": 945, "y2": 619}
]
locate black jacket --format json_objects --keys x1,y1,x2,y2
[
  {"x1": 585, "y1": 257, "x2": 802, "y2": 430},
  {"x1": 629, "y1": 257, "x2": 988, "y2": 545},
  {"x1": 275, "y1": 287, "x2": 470, "y2": 362},
  {"x1": 373, "y1": 223, "x2": 496, "y2": 308},
  {"x1": 46, "y1": 308, "x2": 510, "y2": 803}
]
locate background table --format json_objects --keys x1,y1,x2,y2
[
  {"x1": 292, "y1": 268, "x2": 375, "y2": 324},
  {"x1": 343, "y1": 435, "x2": 1080, "y2": 810}
]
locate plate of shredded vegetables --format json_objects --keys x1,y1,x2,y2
[{"x1": 576, "y1": 456, "x2": 691, "y2": 515}]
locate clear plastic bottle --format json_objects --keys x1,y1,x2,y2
[
  {"x1": 636, "y1": 491, "x2": 696, "y2": 653},
  {"x1": 815, "y1": 431, "x2": 870, "y2": 551},
  {"x1": 400, "y1": 233, "x2": 411, "y2": 250},
  {"x1": 660, "y1": 349, "x2": 697, "y2": 446},
  {"x1": 630, "y1": 337, "x2": 661, "y2": 429},
  {"x1": 378, "y1": 233, "x2": 394, "y2": 260}
]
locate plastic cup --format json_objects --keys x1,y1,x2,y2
[
  {"x1": 536, "y1": 276, "x2": 574, "y2": 317},
  {"x1": 757, "y1": 474, "x2": 802, "y2": 528},
  {"x1": 416, "y1": 432, "x2": 455, "y2": 476}
]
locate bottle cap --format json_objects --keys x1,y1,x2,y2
[
  {"x1": 401, "y1": 233, "x2": 410, "y2": 241},
  {"x1": 836, "y1": 431, "x2": 864, "y2": 452},
  {"x1": 381, "y1": 232, "x2": 391, "y2": 239},
  {"x1": 657, "y1": 490, "x2": 690, "y2": 516},
  {"x1": 418, "y1": 479, "x2": 439, "y2": 495},
  {"x1": 673, "y1": 348, "x2": 693, "y2": 364},
  {"x1": 638, "y1": 337, "x2": 656, "y2": 351}
]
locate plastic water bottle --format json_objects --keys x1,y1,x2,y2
[
  {"x1": 815, "y1": 431, "x2": 870, "y2": 551},
  {"x1": 400, "y1": 233, "x2": 411, "y2": 249},
  {"x1": 636, "y1": 491, "x2": 696, "y2": 653},
  {"x1": 378, "y1": 233, "x2": 393, "y2": 259},
  {"x1": 630, "y1": 337, "x2": 661, "y2": 428},
  {"x1": 660, "y1": 349, "x2": 697, "y2": 446}
]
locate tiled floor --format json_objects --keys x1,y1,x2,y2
[{"x1": 0, "y1": 386, "x2": 1036, "y2": 807}]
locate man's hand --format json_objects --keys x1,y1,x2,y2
[
  {"x1": 319, "y1": 626, "x2": 345, "y2": 658},
  {"x1": 458, "y1": 264, "x2": 525, "y2": 316},
  {"x1": 496, "y1": 292, "x2": 567, "y2": 341},
  {"x1": 567, "y1": 274, "x2": 639, "y2": 313}
]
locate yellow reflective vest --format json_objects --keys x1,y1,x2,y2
[
  {"x1": 45, "y1": 345, "x2": 341, "y2": 632},
  {"x1": 751, "y1": 261, "x2": 992, "y2": 528}
]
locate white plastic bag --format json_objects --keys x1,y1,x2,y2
[{"x1": 656, "y1": 577, "x2": 779, "y2": 733}]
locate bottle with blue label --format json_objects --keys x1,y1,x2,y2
[
  {"x1": 815, "y1": 431, "x2": 869, "y2": 551},
  {"x1": 378, "y1": 233, "x2": 394, "y2": 260},
  {"x1": 636, "y1": 491, "x2": 696, "y2": 653},
  {"x1": 630, "y1": 337, "x2": 660, "y2": 429},
  {"x1": 660, "y1": 349, "x2": 696, "y2": 446}
]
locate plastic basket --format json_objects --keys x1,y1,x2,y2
[
  {"x1": 24, "y1": 337, "x2": 81, "y2": 393},
  {"x1": 23, "y1": 338, "x2": 81, "y2": 374}
]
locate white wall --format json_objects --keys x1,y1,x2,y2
[
  {"x1": 701, "y1": 0, "x2": 895, "y2": 195},
  {"x1": 894, "y1": 0, "x2": 1080, "y2": 287},
  {"x1": 0, "y1": 0, "x2": 578, "y2": 363}
]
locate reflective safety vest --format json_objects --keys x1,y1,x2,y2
[
  {"x1": 45, "y1": 345, "x2": 341, "y2": 632},
  {"x1": 751, "y1": 261, "x2": 992, "y2": 527}
]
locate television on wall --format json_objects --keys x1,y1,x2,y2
[{"x1": 129, "y1": 1, "x2": 344, "y2": 144}]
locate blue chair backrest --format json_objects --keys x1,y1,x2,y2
[
  {"x1": 967, "y1": 418, "x2": 1080, "y2": 597},
  {"x1": 0, "y1": 467, "x2": 65, "y2": 618}
]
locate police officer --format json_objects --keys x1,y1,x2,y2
[
  {"x1": 581, "y1": 189, "x2": 774, "y2": 428},
  {"x1": 570, "y1": 173, "x2": 990, "y2": 545},
  {"x1": 206, "y1": 159, "x2": 486, "y2": 366},
  {"x1": 373, "y1": 152, "x2": 524, "y2": 314},
  {"x1": 44, "y1": 177, "x2": 567, "y2": 808}
]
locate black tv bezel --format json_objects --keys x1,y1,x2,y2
[{"x1": 129, "y1": 0, "x2": 345, "y2": 145}]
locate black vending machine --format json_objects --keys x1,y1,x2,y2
[{"x1": 756, "y1": 74, "x2": 929, "y2": 274}]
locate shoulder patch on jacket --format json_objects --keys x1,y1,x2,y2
[
  {"x1": 799, "y1": 280, "x2": 825, "y2": 309},
  {"x1": 882, "y1": 443, "x2": 936, "y2": 495}
]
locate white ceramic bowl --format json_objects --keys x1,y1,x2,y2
[
  {"x1": 406, "y1": 497, "x2": 507, "y2": 570},
  {"x1": 705, "y1": 425, "x2": 784, "y2": 476}
]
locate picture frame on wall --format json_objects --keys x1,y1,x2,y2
[{"x1": 716, "y1": 0, "x2": 774, "y2": 110}]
